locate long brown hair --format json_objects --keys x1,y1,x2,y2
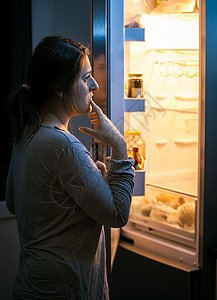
[{"x1": 11, "y1": 36, "x2": 89, "y2": 143}]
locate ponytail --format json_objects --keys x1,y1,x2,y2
[{"x1": 11, "y1": 85, "x2": 41, "y2": 144}]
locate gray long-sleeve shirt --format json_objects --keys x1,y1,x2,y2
[{"x1": 6, "y1": 123, "x2": 134, "y2": 300}]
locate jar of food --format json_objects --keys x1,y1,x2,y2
[
  {"x1": 128, "y1": 74, "x2": 143, "y2": 98},
  {"x1": 125, "y1": 129, "x2": 146, "y2": 169}
]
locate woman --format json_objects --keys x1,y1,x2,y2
[{"x1": 6, "y1": 36, "x2": 134, "y2": 299}]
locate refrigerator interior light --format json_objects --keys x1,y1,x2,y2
[{"x1": 140, "y1": 14, "x2": 199, "y2": 50}]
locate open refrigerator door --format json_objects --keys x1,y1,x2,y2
[
  {"x1": 120, "y1": 0, "x2": 200, "y2": 270},
  {"x1": 93, "y1": 0, "x2": 201, "y2": 272},
  {"x1": 100, "y1": 0, "x2": 217, "y2": 297}
]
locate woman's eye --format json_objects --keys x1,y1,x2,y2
[{"x1": 84, "y1": 74, "x2": 91, "y2": 82}]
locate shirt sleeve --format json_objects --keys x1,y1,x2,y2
[{"x1": 56, "y1": 141, "x2": 135, "y2": 228}]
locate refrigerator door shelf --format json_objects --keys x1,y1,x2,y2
[
  {"x1": 124, "y1": 27, "x2": 145, "y2": 42},
  {"x1": 132, "y1": 157, "x2": 147, "y2": 196},
  {"x1": 133, "y1": 170, "x2": 146, "y2": 196},
  {"x1": 125, "y1": 98, "x2": 145, "y2": 112},
  {"x1": 120, "y1": 222, "x2": 199, "y2": 271}
]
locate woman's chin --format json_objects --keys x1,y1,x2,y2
[
  {"x1": 77, "y1": 103, "x2": 92, "y2": 116},
  {"x1": 84, "y1": 102, "x2": 92, "y2": 114}
]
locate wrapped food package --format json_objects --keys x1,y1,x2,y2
[
  {"x1": 131, "y1": 196, "x2": 149, "y2": 213},
  {"x1": 150, "y1": 204, "x2": 177, "y2": 222},
  {"x1": 131, "y1": 196, "x2": 153, "y2": 217},
  {"x1": 177, "y1": 202, "x2": 195, "y2": 228},
  {"x1": 167, "y1": 212, "x2": 179, "y2": 225},
  {"x1": 155, "y1": 192, "x2": 185, "y2": 209},
  {"x1": 155, "y1": 192, "x2": 175, "y2": 203},
  {"x1": 130, "y1": 188, "x2": 196, "y2": 231}
]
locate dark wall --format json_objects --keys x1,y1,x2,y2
[
  {"x1": 1, "y1": 0, "x2": 32, "y2": 201},
  {"x1": 0, "y1": 0, "x2": 92, "y2": 201}
]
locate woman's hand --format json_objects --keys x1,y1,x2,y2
[
  {"x1": 95, "y1": 160, "x2": 107, "y2": 177},
  {"x1": 79, "y1": 100, "x2": 127, "y2": 160}
]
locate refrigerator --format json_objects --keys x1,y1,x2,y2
[{"x1": 91, "y1": 0, "x2": 217, "y2": 299}]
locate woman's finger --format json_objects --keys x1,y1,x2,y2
[
  {"x1": 95, "y1": 160, "x2": 107, "y2": 173},
  {"x1": 90, "y1": 100, "x2": 104, "y2": 121},
  {"x1": 79, "y1": 126, "x2": 98, "y2": 138},
  {"x1": 87, "y1": 112, "x2": 97, "y2": 118},
  {"x1": 90, "y1": 119, "x2": 99, "y2": 125}
]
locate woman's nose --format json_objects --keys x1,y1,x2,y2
[{"x1": 90, "y1": 77, "x2": 99, "y2": 91}]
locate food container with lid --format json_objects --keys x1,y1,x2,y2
[{"x1": 128, "y1": 74, "x2": 143, "y2": 98}]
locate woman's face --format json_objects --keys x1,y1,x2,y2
[{"x1": 70, "y1": 55, "x2": 99, "y2": 116}]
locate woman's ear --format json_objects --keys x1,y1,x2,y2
[{"x1": 56, "y1": 91, "x2": 63, "y2": 98}]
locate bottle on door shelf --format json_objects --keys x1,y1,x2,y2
[
  {"x1": 125, "y1": 129, "x2": 146, "y2": 170},
  {"x1": 132, "y1": 147, "x2": 144, "y2": 170}
]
